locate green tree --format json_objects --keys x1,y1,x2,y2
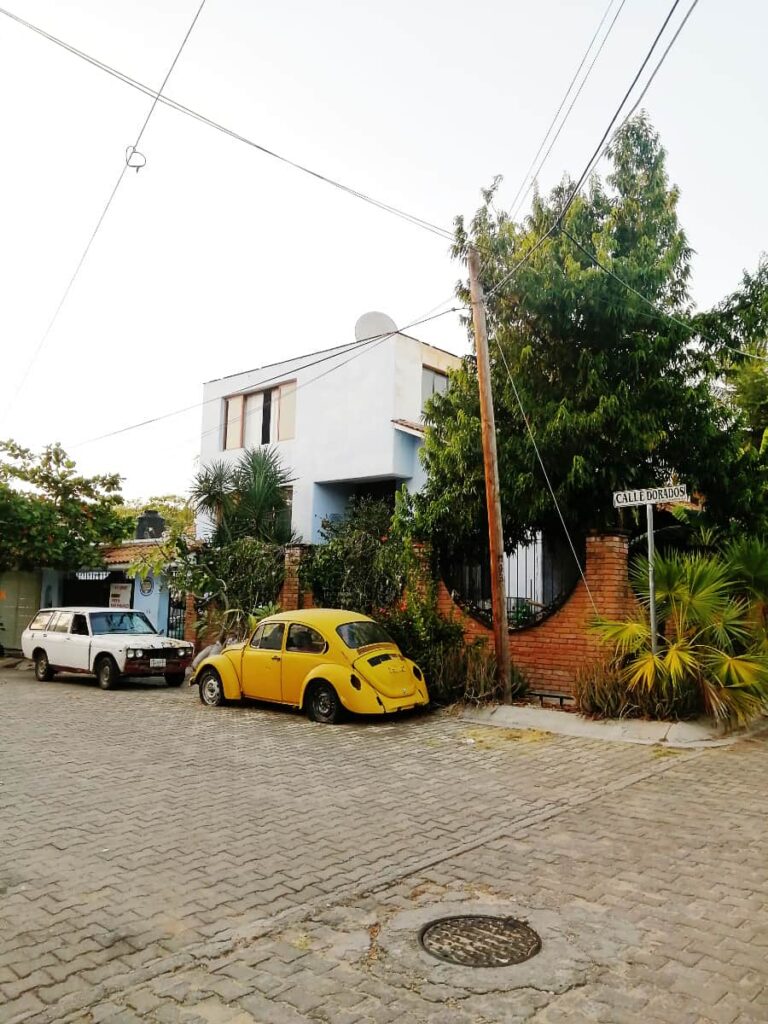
[
  {"x1": 190, "y1": 447, "x2": 296, "y2": 545},
  {"x1": 301, "y1": 497, "x2": 409, "y2": 614},
  {"x1": 701, "y1": 257, "x2": 768, "y2": 452},
  {"x1": 130, "y1": 448, "x2": 295, "y2": 636},
  {"x1": 0, "y1": 440, "x2": 130, "y2": 571},
  {"x1": 118, "y1": 495, "x2": 195, "y2": 538},
  {"x1": 416, "y1": 116, "x2": 760, "y2": 559},
  {"x1": 592, "y1": 548, "x2": 768, "y2": 729}
]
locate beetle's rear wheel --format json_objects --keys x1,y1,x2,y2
[{"x1": 307, "y1": 681, "x2": 343, "y2": 724}]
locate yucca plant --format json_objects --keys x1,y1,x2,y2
[{"x1": 592, "y1": 551, "x2": 768, "y2": 729}]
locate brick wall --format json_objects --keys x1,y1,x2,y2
[
  {"x1": 436, "y1": 533, "x2": 632, "y2": 697},
  {"x1": 275, "y1": 534, "x2": 631, "y2": 698},
  {"x1": 183, "y1": 593, "x2": 197, "y2": 646},
  {"x1": 278, "y1": 545, "x2": 315, "y2": 611}
]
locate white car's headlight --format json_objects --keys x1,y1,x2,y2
[
  {"x1": 177, "y1": 648, "x2": 187, "y2": 658},
  {"x1": 127, "y1": 648, "x2": 135, "y2": 658},
  {"x1": 134, "y1": 649, "x2": 144, "y2": 658}
]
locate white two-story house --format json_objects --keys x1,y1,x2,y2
[{"x1": 198, "y1": 312, "x2": 463, "y2": 542}]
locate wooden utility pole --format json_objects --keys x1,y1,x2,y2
[{"x1": 467, "y1": 246, "x2": 512, "y2": 703}]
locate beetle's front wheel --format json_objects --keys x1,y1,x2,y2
[{"x1": 198, "y1": 669, "x2": 225, "y2": 707}]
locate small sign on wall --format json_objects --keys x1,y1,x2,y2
[{"x1": 109, "y1": 583, "x2": 132, "y2": 608}]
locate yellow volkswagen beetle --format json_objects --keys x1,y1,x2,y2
[{"x1": 191, "y1": 609, "x2": 429, "y2": 723}]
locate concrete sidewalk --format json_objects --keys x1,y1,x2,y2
[{"x1": 461, "y1": 701, "x2": 768, "y2": 747}]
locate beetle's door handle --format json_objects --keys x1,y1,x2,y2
[{"x1": 271, "y1": 655, "x2": 281, "y2": 661}]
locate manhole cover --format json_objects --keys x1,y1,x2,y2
[{"x1": 420, "y1": 914, "x2": 541, "y2": 967}]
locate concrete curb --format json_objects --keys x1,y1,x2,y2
[{"x1": 460, "y1": 703, "x2": 768, "y2": 748}]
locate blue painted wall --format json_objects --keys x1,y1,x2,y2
[{"x1": 132, "y1": 572, "x2": 170, "y2": 634}]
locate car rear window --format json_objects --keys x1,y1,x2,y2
[
  {"x1": 28, "y1": 611, "x2": 54, "y2": 631},
  {"x1": 336, "y1": 621, "x2": 394, "y2": 650}
]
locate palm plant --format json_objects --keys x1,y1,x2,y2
[
  {"x1": 593, "y1": 550, "x2": 768, "y2": 729},
  {"x1": 190, "y1": 447, "x2": 296, "y2": 545},
  {"x1": 723, "y1": 536, "x2": 768, "y2": 646}
]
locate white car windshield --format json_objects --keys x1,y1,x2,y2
[{"x1": 90, "y1": 611, "x2": 157, "y2": 636}]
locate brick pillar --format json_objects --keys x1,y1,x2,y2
[
  {"x1": 583, "y1": 532, "x2": 631, "y2": 619},
  {"x1": 183, "y1": 593, "x2": 197, "y2": 647},
  {"x1": 279, "y1": 545, "x2": 303, "y2": 611}
]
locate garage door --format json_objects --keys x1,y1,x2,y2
[{"x1": 0, "y1": 571, "x2": 42, "y2": 653}]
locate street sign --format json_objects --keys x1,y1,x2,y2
[
  {"x1": 612, "y1": 484, "x2": 688, "y2": 509},
  {"x1": 611, "y1": 483, "x2": 689, "y2": 656}
]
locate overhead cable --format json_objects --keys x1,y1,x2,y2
[
  {"x1": 2, "y1": 0, "x2": 211, "y2": 423},
  {"x1": 561, "y1": 227, "x2": 768, "y2": 364},
  {"x1": 508, "y1": 0, "x2": 630, "y2": 222},
  {"x1": 486, "y1": 0, "x2": 691, "y2": 301},
  {"x1": 0, "y1": 6, "x2": 454, "y2": 242},
  {"x1": 69, "y1": 307, "x2": 462, "y2": 448}
]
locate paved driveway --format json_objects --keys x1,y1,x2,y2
[{"x1": 0, "y1": 668, "x2": 766, "y2": 1024}]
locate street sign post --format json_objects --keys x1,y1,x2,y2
[{"x1": 612, "y1": 484, "x2": 690, "y2": 654}]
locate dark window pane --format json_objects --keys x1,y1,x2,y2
[
  {"x1": 262, "y1": 389, "x2": 272, "y2": 445},
  {"x1": 258, "y1": 621, "x2": 284, "y2": 651},
  {"x1": 287, "y1": 623, "x2": 326, "y2": 654},
  {"x1": 71, "y1": 614, "x2": 89, "y2": 636}
]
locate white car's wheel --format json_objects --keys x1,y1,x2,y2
[
  {"x1": 95, "y1": 655, "x2": 119, "y2": 690},
  {"x1": 34, "y1": 651, "x2": 54, "y2": 682}
]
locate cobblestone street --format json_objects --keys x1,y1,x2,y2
[{"x1": 1, "y1": 668, "x2": 766, "y2": 1024}]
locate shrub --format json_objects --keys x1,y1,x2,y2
[
  {"x1": 301, "y1": 498, "x2": 409, "y2": 614},
  {"x1": 381, "y1": 598, "x2": 528, "y2": 706},
  {"x1": 459, "y1": 640, "x2": 528, "y2": 704},
  {"x1": 592, "y1": 549, "x2": 768, "y2": 729},
  {"x1": 574, "y1": 661, "x2": 698, "y2": 721},
  {"x1": 380, "y1": 595, "x2": 466, "y2": 705}
]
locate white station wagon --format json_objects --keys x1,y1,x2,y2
[{"x1": 21, "y1": 607, "x2": 194, "y2": 690}]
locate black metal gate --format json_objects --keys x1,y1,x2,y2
[
  {"x1": 442, "y1": 533, "x2": 585, "y2": 629},
  {"x1": 166, "y1": 591, "x2": 186, "y2": 640}
]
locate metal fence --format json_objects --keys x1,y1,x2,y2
[
  {"x1": 166, "y1": 591, "x2": 187, "y2": 640},
  {"x1": 442, "y1": 533, "x2": 585, "y2": 630}
]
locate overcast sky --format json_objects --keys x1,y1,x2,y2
[{"x1": 1, "y1": 0, "x2": 766, "y2": 499}]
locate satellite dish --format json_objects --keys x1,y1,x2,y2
[{"x1": 354, "y1": 311, "x2": 398, "y2": 343}]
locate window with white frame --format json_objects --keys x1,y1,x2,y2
[
  {"x1": 223, "y1": 381, "x2": 296, "y2": 450},
  {"x1": 421, "y1": 366, "x2": 448, "y2": 414}
]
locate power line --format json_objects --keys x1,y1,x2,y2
[
  {"x1": 2, "y1": 0, "x2": 211, "y2": 424},
  {"x1": 506, "y1": 0, "x2": 621, "y2": 216},
  {"x1": 467, "y1": 0, "x2": 698, "y2": 611},
  {"x1": 611, "y1": 0, "x2": 699, "y2": 129},
  {"x1": 0, "y1": 6, "x2": 455, "y2": 243},
  {"x1": 491, "y1": 334, "x2": 598, "y2": 615},
  {"x1": 69, "y1": 307, "x2": 462, "y2": 449},
  {"x1": 509, "y1": 0, "x2": 630, "y2": 222},
  {"x1": 560, "y1": 226, "x2": 768, "y2": 364},
  {"x1": 486, "y1": 0, "x2": 690, "y2": 302}
]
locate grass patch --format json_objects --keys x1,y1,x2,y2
[
  {"x1": 461, "y1": 727, "x2": 550, "y2": 749},
  {"x1": 651, "y1": 745, "x2": 682, "y2": 759}
]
